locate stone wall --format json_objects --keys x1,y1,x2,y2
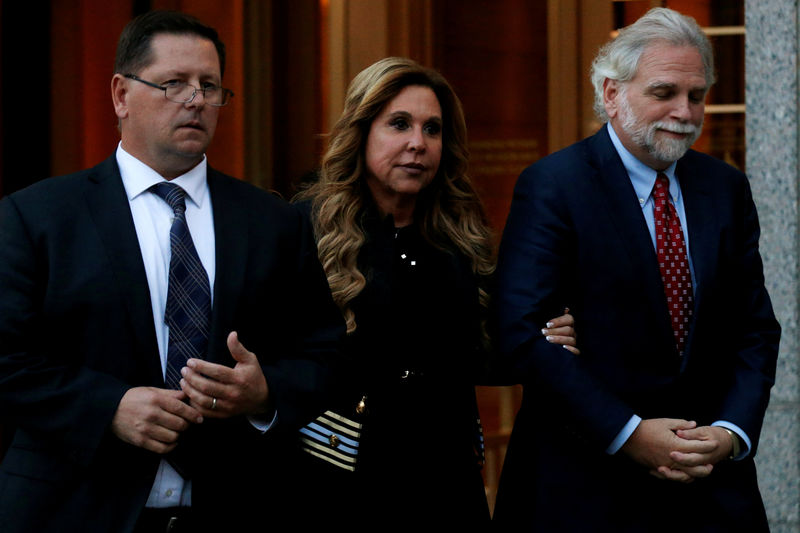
[{"x1": 746, "y1": 1, "x2": 800, "y2": 531}]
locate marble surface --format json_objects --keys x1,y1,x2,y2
[
  {"x1": 746, "y1": 0, "x2": 799, "y2": 529},
  {"x1": 757, "y1": 407, "x2": 800, "y2": 524}
]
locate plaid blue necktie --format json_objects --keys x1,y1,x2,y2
[{"x1": 151, "y1": 183, "x2": 211, "y2": 388}]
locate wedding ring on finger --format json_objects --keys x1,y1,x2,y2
[{"x1": 211, "y1": 397, "x2": 217, "y2": 410}]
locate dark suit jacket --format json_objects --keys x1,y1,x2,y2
[
  {"x1": 0, "y1": 156, "x2": 344, "y2": 532},
  {"x1": 492, "y1": 126, "x2": 780, "y2": 531}
]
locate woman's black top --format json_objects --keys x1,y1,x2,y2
[{"x1": 288, "y1": 208, "x2": 491, "y2": 526}]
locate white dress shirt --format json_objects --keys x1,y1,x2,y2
[{"x1": 117, "y1": 143, "x2": 216, "y2": 507}]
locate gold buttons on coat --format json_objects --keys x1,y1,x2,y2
[
  {"x1": 356, "y1": 395, "x2": 367, "y2": 415},
  {"x1": 329, "y1": 434, "x2": 340, "y2": 448}
]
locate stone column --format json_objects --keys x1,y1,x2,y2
[{"x1": 746, "y1": 1, "x2": 800, "y2": 531}]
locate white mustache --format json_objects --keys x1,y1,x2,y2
[{"x1": 653, "y1": 121, "x2": 698, "y2": 135}]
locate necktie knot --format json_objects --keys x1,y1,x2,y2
[
  {"x1": 151, "y1": 182, "x2": 187, "y2": 215},
  {"x1": 653, "y1": 173, "x2": 670, "y2": 201}
]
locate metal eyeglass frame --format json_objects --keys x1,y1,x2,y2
[{"x1": 123, "y1": 74, "x2": 233, "y2": 107}]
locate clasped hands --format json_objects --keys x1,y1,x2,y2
[
  {"x1": 621, "y1": 418, "x2": 735, "y2": 483},
  {"x1": 111, "y1": 331, "x2": 269, "y2": 454},
  {"x1": 546, "y1": 314, "x2": 734, "y2": 484}
]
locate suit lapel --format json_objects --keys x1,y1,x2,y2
[
  {"x1": 676, "y1": 155, "x2": 718, "y2": 360},
  {"x1": 587, "y1": 128, "x2": 676, "y2": 351},
  {"x1": 206, "y1": 169, "x2": 248, "y2": 364},
  {"x1": 84, "y1": 156, "x2": 163, "y2": 385}
]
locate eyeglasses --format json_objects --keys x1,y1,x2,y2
[{"x1": 124, "y1": 74, "x2": 234, "y2": 107}]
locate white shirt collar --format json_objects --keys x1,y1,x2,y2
[
  {"x1": 116, "y1": 143, "x2": 208, "y2": 208},
  {"x1": 606, "y1": 122, "x2": 680, "y2": 205}
]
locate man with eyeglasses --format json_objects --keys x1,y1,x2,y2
[{"x1": 0, "y1": 10, "x2": 343, "y2": 533}]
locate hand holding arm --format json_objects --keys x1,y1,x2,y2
[
  {"x1": 179, "y1": 331, "x2": 271, "y2": 419},
  {"x1": 543, "y1": 308, "x2": 579, "y2": 355},
  {"x1": 110, "y1": 387, "x2": 203, "y2": 454}
]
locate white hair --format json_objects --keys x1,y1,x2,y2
[{"x1": 590, "y1": 7, "x2": 716, "y2": 122}]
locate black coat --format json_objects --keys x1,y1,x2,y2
[
  {"x1": 0, "y1": 156, "x2": 344, "y2": 532},
  {"x1": 288, "y1": 209, "x2": 490, "y2": 526}
]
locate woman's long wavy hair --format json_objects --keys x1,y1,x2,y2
[{"x1": 297, "y1": 57, "x2": 495, "y2": 335}]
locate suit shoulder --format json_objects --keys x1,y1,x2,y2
[
  {"x1": 681, "y1": 149, "x2": 744, "y2": 176},
  {"x1": 211, "y1": 171, "x2": 287, "y2": 203},
  {"x1": 209, "y1": 171, "x2": 304, "y2": 223},
  {"x1": 291, "y1": 198, "x2": 314, "y2": 222},
  {"x1": 4, "y1": 163, "x2": 107, "y2": 210},
  {"x1": 517, "y1": 137, "x2": 594, "y2": 187},
  {"x1": 679, "y1": 150, "x2": 749, "y2": 189}
]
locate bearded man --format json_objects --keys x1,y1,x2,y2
[{"x1": 492, "y1": 8, "x2": 780, "y2": 531}]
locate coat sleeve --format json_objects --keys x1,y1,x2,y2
[
  {"x1": 493, "y1": 163, "x2": 635, "y2": 449},
  {"x1": 716, "y1": 175, "x2": 780, "y2": 454},
  {"x1": 256, "y1": 203, "x2": 345, "y2": 430},
  {"x1": 0, "y1": 195, "x2": 130, "y2": 467}
]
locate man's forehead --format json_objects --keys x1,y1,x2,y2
[
  {"x1": 144, "y1": 33, "x2": 220, "y2": 74},
  {"x1": 635, "y1": 43, "x2": 706, "y2": 79}
]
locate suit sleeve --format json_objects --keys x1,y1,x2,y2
[
  {"x1": 257, "y1": 204, "x2": 345, "y2": 430},
  {"x1": 716, "y1": 176, "x2": 780, "y2": 454},
  {"x1": 0, "y1": 196, "x2": 129, "y2": 466},
  {"x1": 494, "y1": 165, "x2": 635, "y2": 449}
]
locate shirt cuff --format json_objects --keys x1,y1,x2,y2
[
  {"x1": 247, "y1": 409, "x2": 278, "y2": 434},
  {"x1": 606, "y1": 414, "x2": 642, "y2": 455},
  {"x1": 711, "y1": 420, "x2": 751, "y2": 460}
]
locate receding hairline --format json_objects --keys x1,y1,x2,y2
[
  {"x1": 120, "y1": 31, "x2": 220, "y2": 71},
  {"x1": 113, "y1": 10, "x2": 227, "y2": 78},
  {"x1": 633, "y1": 41, "x2": 711, "y2": 88}
]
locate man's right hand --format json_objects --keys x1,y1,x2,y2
[
  {"x1": 110, "y1": 387, "x2": 203, "y2": 454},
  {"x1": 621, "y1": 418, "x2": 716, "y2": 483}
]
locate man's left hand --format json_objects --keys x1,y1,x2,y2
[
  {"x1": 665, "y1": 425, "x2": 734, "y2": 475},
  {"x1": 180, "y1": 331, "x2": 270, "y2": 418}
]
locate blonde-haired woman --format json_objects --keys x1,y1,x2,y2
[{"x1": 292, "y1": 57, "x2": 576, "y2": 525}]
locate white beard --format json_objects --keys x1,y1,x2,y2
[{"x1": 618, "y1": 93, "x2": 702, "y2": 163}]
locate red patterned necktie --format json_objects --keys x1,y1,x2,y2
[{"x1": 653, "y1": 173, "x2": 693, "y2": 355}]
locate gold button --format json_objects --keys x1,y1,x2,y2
[
  {"x1": 356, "y1": 395, "x2": 367, "y2": 414},
  {"x1": 329, "y1": 434, "x2": 340, "y2": 448}
]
